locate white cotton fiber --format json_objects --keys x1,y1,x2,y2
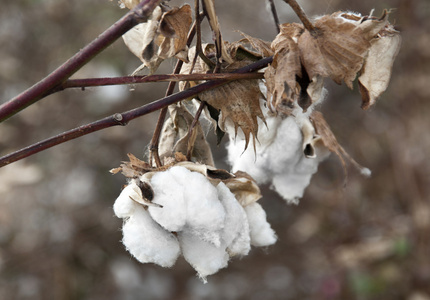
[
  {"x1": 227, "y1": 114, "x2": 325, "y2": 203},
  {"x1": 113, "y1": 182, "x2": 141, "y2": 218},
  {"x1": 169, "y1": 166, "x2": 226, "y2": 246},
  {"x1": 244, "y1": 202, "x2": 277, "y2": 247},
  {"x1": 148, "y1": 169, "x2": 187, "y2": 232},
  {"x1": 216, "y1": 183, "x2": 250, "y2": 256},
  {"x1": 122, "y1": 205, "x2": 180, "y2": 268},
  {"x1": 179, "y1": 231, "x2": 229, "y2": 282}
]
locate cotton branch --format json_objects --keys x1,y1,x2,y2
[
  {"x1": 0, "y1": 0, "x2": 162, "y2": 123},
  {"x1": 54, "y1": 73, "x2": 264, "y2": 91},
  {"x1": 283, "y1": 0, "x2": 316, "y2": 33},
  {"x1": 0, "y1": 56, "x2": 273, "y2": 168}
]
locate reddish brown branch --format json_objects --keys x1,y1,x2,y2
[
  {"x1": 0, "y1": 56, "x2": 273, "y2": 168},
  {"x1": 149, "y1": 59, "x2": 185, "y2": 168},
  {"x1": 0, "y1": 0, "x2": 162, "y2": 123},
  {"x1": 283, "y1": 0, "x2": 316, "y2": 33},
  {"x1": 56, "y1": 73, "x2": 264, "y2": 90}
]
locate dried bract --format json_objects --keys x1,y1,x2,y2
[
  {"x1": 122, "y1": 4, "x2": 192, "y2": 73},
  {"x1": 265, "y1": 9, "x2": 400, "y2": 112},
  {"x1": 180, "y1": 43, "x2": 266, "y2": 151}
]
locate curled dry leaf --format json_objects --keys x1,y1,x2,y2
[
  {"x1": 224, "y1": 171, "x2": 262, "y2": 207},
  {"x1": 158, "y1": 103, "x2": 215, "y2": 166},
  {"x1": 298, "y1": 12, "x2": 371, "y2": 89},
  {"x1": 122, "y1": 4, "x2": 192, "y2": 73},
  {"x1": 180, "y1": 44, "x2": 265, "y2": 151},
  {"x1": 310, "y1": 111, "x2": 371, "y2": 183},
  {"x1": 265, "y1": 23, "x2": 302, "y2": 112},
  {"x1": 358, "y1": 23, "x2": 401, "y2": 109},
  {"x1": 202, "y1": 0, "x2": 233, "y2": 64}
]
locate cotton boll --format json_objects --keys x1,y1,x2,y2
[
  {"x1": 169, "y1": 166, "x2": 226, "y2": 247},
  {"x1": 244, "y1": 202, "x2": 277, "y2": 247},
  {"x1": 122, "y1": 205, "x2": 180, "y2": 268},
  {"x1": 179, "y1": 231, "x2": 229, "y2": 282},
  {"x1": 113, "y1": 182, "x2": 141, "y2": 218},
  {"x1": 216, "y1": 183, "x2": 251, "y2": 256},
  {"x1": 227, "y1": 113, "x2": 326, "y2": 203},
  {"x1": 148, "y1": 170, "x2": 187, "y2": 232}
]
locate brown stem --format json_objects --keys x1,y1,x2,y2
[
  {"x1": 0, "y1": 56, "x2": 273, "y2": 168},
  {"x1": 201, "y1": 0, "x2": 225, "y2": 70},
  {"x1": 149, "y1": 60, "x2": 184, "y2": 168},
  {"x1": 0, "y1": 0, "x2": 162, "y2": 123},
  {"x1": 186, "y1": 100, "x2": 206, "y2": 160},
  {"x1": 194, "y1": 1, "x2": 215, "y2": 69},
  {"x1": 283, "y1": 0, "x2": 316, "y2": 33},
  {"x1": 267, "y1": 0, "x2": 281, "y2": 33},
  {"x1": 56, "y1": 73, "x2": 264, "y2": 91}
]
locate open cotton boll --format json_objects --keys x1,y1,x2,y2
[
  {"x1": 147, "y1": 170, "x2": 187, "y2": 232},
  {"x1": 113, "y1": 181, "x2": 141, "y2": 218},
  {"x1": 227, "y1": 114, "x2": 325, "y2": 203},
  {"x1": 244, "y1": 202, "x2": 277, "y2": 247},
  {"x1": 178, "y1": 231, "x2": 229, "y2": 283},
  {"x1": 122, "y1": 205, "x2": 181, "y2": 268},
  {"x1": 216, "y1": 183, "x2": 251, "y2": 256},
  {"x1": 168, "y1": 166, "x2": 226, "y2": 247}
]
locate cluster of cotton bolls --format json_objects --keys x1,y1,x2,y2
[
  {"x1": 113, "y1": 164, "x2": 276, "y2": 282},
  {"x1": 226, "y1": 95, "x2": 330, "y2": 205}
]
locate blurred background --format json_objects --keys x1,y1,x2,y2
[{"x1": 0, "y1": 0, "x2": 429, "y2": 299}]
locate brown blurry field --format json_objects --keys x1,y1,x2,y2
[{"x1": 0, "y1": 0, "x2": 429, "y2": 299}]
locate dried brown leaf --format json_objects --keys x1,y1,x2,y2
[
  {"x1": 298, "y1": 12, "x2": 371, "y2": 89},
  {"x1": 111, "y1": 153, "x2": 152, "y2": 179},
  {"x1": 200, "y1": 72, "x2": 264, "y2": 150},
  {"x1": 236, "y1": 31, "x2": 273, "y2": 58},
  {"x1": 157, "y1": 4, "x2": 192, "y2": 61},
  {"x1": 358, "y1": 25, "x2": 401, "y2": 109},
  {"x1": 158, "y1": 104, "x2": 215, "y2": 166},
  {"x1": 223, "y1": 171, "x2": 262, "y2": 207},
  {"x1": 265, "y1": 24, "x2": 302, "y2": 112},
  {"x1": 181, "y1": 44, "x2": 265, "y2": 151},
  {"x1": 122, "y1": 4, "x2": 192, "y2": 73}
]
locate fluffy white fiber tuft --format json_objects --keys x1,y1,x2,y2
[
  {"x1": 122, "y1": 205, "x2": 181, "y2": 268},
  {"x1": 227, "y1": 114, "x2": 327, "y2": 204},
  {"x1": 244, "y1": 202, "x2": 277, "y2": 247}
]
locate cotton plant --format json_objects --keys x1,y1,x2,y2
[{"x1": 109, "y1": 0, "x2": 400, "y2": 282}]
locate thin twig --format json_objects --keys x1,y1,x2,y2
[
  {"x1": 194, "y1": 1, "x2": 215, "y2": 69},
  {"x1": 0, "y1": 56, "x2": 273, "y2": 168},
  {"x1": 267, "y1": 0, "x2": 281, "y2": 33},
  {"x1": 55, "y1": 73, "x2": 264, "y2": 91},
  {"x1": 149, "y1": 59, "x2": 184, "y2": 168},
  {"x1": 283, "y1": 0, "x2": 316, "y2": 33},
  {"x1": 186, "y1": 100, "x2": 206, "y2": 160},
  {"x1": 0, "y1": 0, "x2": 162, "y2": 123}
]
